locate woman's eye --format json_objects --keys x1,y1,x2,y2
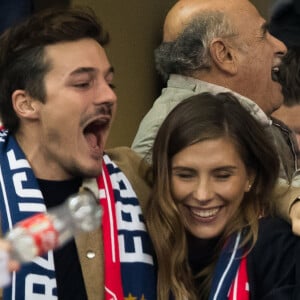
[
  {"x1": 174, "y1": 172, "x2": 194, "y2": 179},
  {"x1": 215, "y1": 173, "x2": 231, "y2": 180},
  {"x1": 74, "y1": 82, "x2": 91, "y2": 88}
]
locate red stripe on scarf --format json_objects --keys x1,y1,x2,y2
[
  {"x1": 98, "y1": 162, "x2": 124, "y2": 299},
  {"x1": 228, "y1": 256, "x2": 249, "y2": 299}
]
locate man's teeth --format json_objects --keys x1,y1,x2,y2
[
  {"x1": 272, "y1": 66, "x2": 280, "y2": 81},
  {"x1": 191, "y1": 207, "x2": 220, "y2": 218}
]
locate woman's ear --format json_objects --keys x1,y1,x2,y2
[
  {"x1": 12, "y1": 90, "x2": 40, "y2": 120},
  {"x1": 245, "y1": 170, "x2": 256, "y2": 192},
  {"x1": 209, "y1": 38, "x2": 238, "y2": 75}
]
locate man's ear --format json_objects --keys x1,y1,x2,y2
[
  {"x1": 12, "y1": 90, "x2": 40, "y2": 120},
  {"x1": 209, "y1": 38, "x2": 237, "y2": 75}
]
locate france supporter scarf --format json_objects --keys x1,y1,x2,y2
[
  {"x1": 209, "y1": 231, "x2": 249, "y2": 300},
  {"x1": 0, "y1": 131, "x2": 57, "y2": 299},
  {"x1": 99, "y1": 155, "x2": 157, "y2": 300}
]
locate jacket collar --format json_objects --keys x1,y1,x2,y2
[{"x1": 168, "y1": 74, "x2": 272, "y2": 127}]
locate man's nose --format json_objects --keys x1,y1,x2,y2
[
  {"x1": 94, "y1": 81, "x2": 117, "y2": 105},
  {"x1": 271, "y1": 33, "x2": 287, "y2": 57}
]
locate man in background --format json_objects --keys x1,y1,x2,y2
[
  {"x1": 270, "y1": 0, "x2": 300, "y2": 148},
  {"x1": 131, "y1": 0, "x2": 300, "y2": 229},
  {"x1": 132, "y1": 0, "x2": 288, "y2": 165},
  {"x1": 272, "y1": 48, "x2": 300, "y2": 148}
]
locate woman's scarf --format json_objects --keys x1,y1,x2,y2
[{"x1": 209, "y1": 231, "x2": 249, "y2": 300}]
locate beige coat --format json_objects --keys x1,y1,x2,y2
[{"x1": 75, "y1": 147, "x2": 152, "y2": 300}]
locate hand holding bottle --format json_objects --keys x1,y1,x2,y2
[{"x1": 0, "y1": 239, "x2": 20, "y2": 287}]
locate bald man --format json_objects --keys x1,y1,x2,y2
[{"x1": 132, "y1": 0, "x2": 300, "y2": 229}]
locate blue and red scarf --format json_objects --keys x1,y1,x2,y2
[
  {"x1": 0, "y1": 130, "x2": 156, "y2": 299},
  {"x1": 99, "y1": 155, "x2": 156, "y2": 300},
  {"x1": 209, "y1": 231, "x2": 249, "y2": 300}
]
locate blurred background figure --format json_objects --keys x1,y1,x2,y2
[
  {"x1": 0, "y1": 0, "x2": 33, "y2": 34},
  {"x1": 269, "y1": 0, "x2": 300, "y2": 48},
  {"x1": 0, "y1": 0, "x2": 70, "y2": 35},
  {"x1": 272, "y1": 48, "x2": 300, "y2": 147},
  {"x1": 270, "y1": 0, "x2": 300, "y2": 149}
]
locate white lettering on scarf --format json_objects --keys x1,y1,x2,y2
[
  {"x1": 5, "y1": 148, "x2": 57, "y2": 299},
  {"x1": 110, "y1": 168, "x2": 154, "y2": 265},
  {"x1": 116, "y1": 202, "x2": 153, "y2": 265},
  {"x1": 110, "y1": 172, "x2": 135, "y2": 198},
  {"x1": 8, "y1": 149, "x2": 44, "y2": 212},
  {"x1": 25, "y1": 274, "x2": 56, "y2": 299}
]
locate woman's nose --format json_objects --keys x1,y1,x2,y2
[{"x1": 193, "y1": 179, "x2": 214, "y2": 202}]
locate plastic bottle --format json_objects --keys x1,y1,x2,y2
[{"x1": 5, "y1": 187, "x2": 102, "y2": 263}]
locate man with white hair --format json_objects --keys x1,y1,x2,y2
[{"x1": 132, "y1": 0, "x2": 300, "y2": 229}]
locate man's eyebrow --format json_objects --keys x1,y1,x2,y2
[
  {"x1": 70, "y1": 67, "x2": 97, "y2": 76},
  {"x1": 261, "y1": 22, "x2": 269, "y2": 34},
  {"x1": 69, "y1": 66, "x2": 115, "y2": 77}
]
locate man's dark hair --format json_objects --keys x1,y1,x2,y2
[
  {"x1": 0, "y1": 7, "x2": 109, "y2": 133},
  {"x1": 278, "y1": 47, "x2": 300, "y2": 106},
  {"x1": 269, "y1": 0, "x2": 300, "y2": 48}
]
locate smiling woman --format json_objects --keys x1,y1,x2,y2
[
  {"x1": 145, "y1": 92, "x2": 300, "y2": 300},
  {"x1": 171, "y1": 137, "x2": 252, "y2": 240}
]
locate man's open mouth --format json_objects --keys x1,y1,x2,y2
[
  {"x1": 83, "y1": 118, "x2": 110, "y2": 149},
  {"x1": 271, "y1": 66, "x2": 280, "y2": 82}
]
